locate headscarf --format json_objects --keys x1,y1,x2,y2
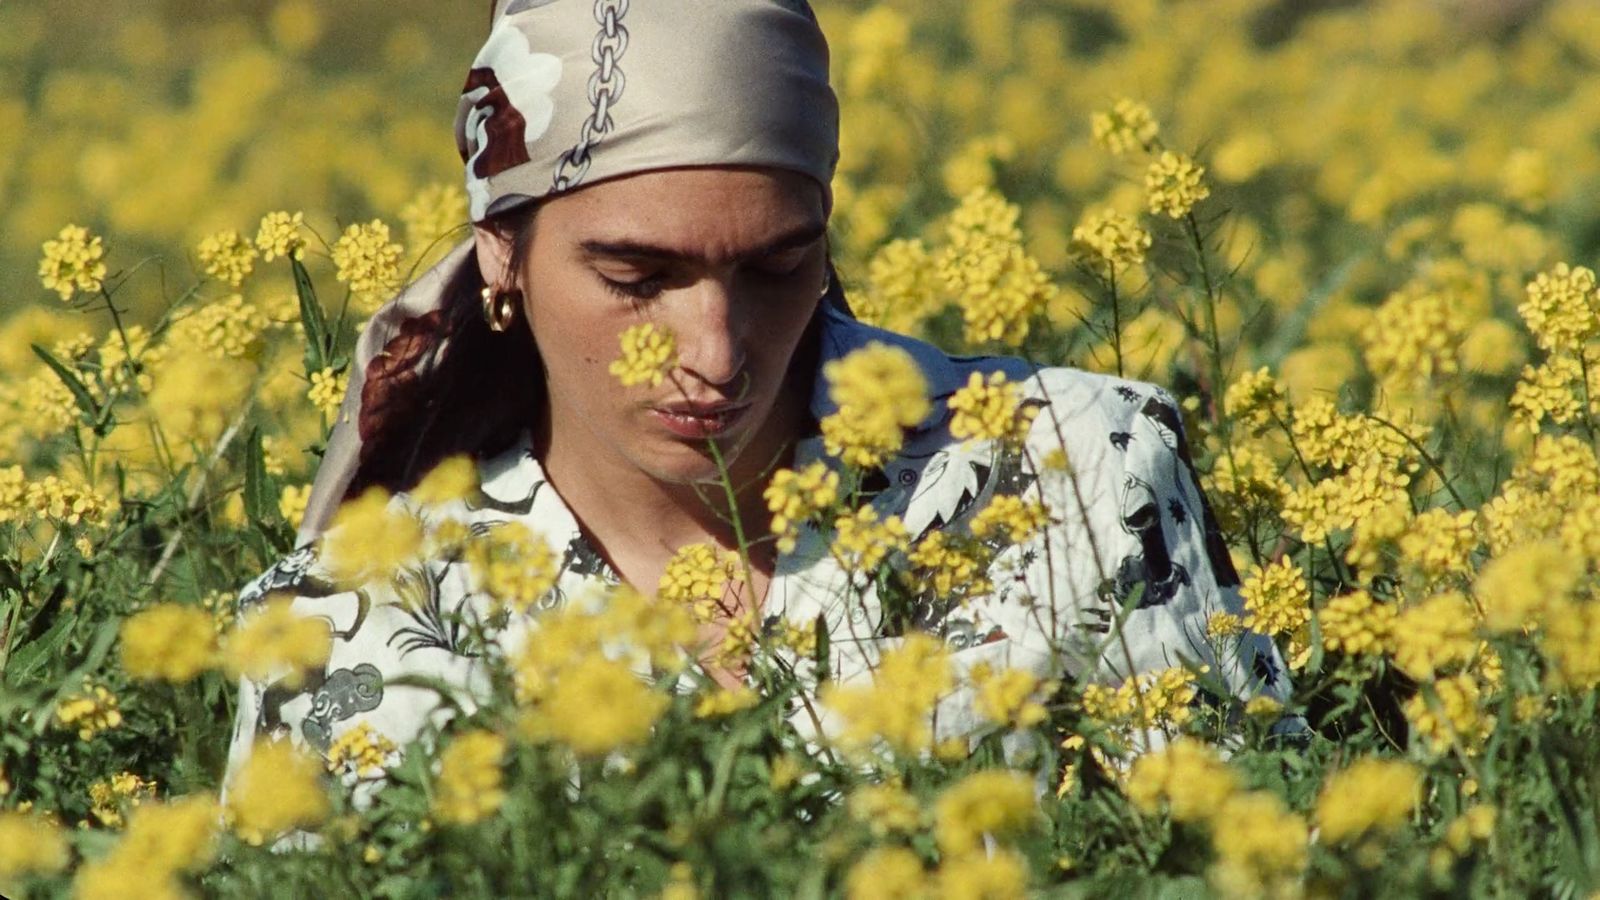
[{"x1": 297, "y1": 0, "x2": 841, "y2": 542}]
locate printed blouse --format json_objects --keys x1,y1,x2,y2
[{"x1": 225, "y1": 306, "x2": 1292, "y2": 781}]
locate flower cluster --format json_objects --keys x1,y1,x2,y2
[
  {"x1": 819, "y1": 342, "x2": 929, "y2": 468},
  {"x1": 197, "y1": 228, "x2": 258, "y2": 286},
  {"x1": 221, "y1": 597, "x2": 334, "y2": 688},
  {"x1": 609, "y1": 322, "x2": 678, "y2": 388},
  {"x1": 658, "y1": 542, "x2": 743, "y2": 621},
  {"x1": 120, "y1": 603, "x2": 218, "y2": 682},
  {"x1": 947, "y1": 370, "x2": 1037, "y2": 445},
  {"x1": 55, "y1": 682, "x2": 123, "y2": 740},
  {"x1": 1070, "y1": 208, "x2": 1152, "y2": 277},
  {"x1": 820, "y1": 633, "x2": 953, "y2": 756},
  {"x1": 763, "y1": 460, "x2": 841, "y2": 553},
  {"x1": 934, "y1": 188, "x2": 1058, "y2": 346},
  {"x1": 331, "y1": 219, "x2": 404, "y2": 309},
  {"x1": 463, "y1": 521, "x2": 559, "y2": 613},
  {"x1": 254, "y1": 210, "x2": 307, "y2": 262},
  {"x1": 512, "y1": 587, "x2": 690, "y2": 757},
  {"x1": 1090, "y1": 98, "x2": 1159, "y2": 155},
  {"x1": 432, "y1": 730, "x2": 507, "y2": 825},
  {"x1": 38, "y1": 224, "x2": 108, "y2": 301},
  {"x1": 225, "y1": 742, "x2": 329, "y2": 845},
  {"x1": 1144, "y1": 151, "x2": 1210, "y2": 219}
]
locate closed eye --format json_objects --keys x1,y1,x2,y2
[{"x1": 598, "y1": 273, "x2": 668, "y2": 302}]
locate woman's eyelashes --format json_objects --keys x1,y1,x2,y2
[
  {"x1": 597, "y1": 255, "x2": 812, "y2": 304},
  {"x1": 599, "y1": 272, "x2": 667, "y2": 302}
]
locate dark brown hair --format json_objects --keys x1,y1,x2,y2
[{"x1": 343, "y1": 203, "x2": 543, "y2": 500}]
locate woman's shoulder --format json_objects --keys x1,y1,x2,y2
[{"x1": 822, "y1": 308, "x2": 1184, "y2": 439}]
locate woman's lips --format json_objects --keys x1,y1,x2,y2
[{"x1": 649, "y1": 404, "x2": 749, "y2": 439}]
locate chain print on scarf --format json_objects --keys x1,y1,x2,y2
[{"x1": 552, "y1": 0, "x2": 630, "y2": 191}]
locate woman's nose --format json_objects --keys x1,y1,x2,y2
[{"x1": 673, "y1": 279, "x2": 748, "y2": 390}]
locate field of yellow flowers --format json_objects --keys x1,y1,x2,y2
[{"x1": 6, "y1": 0, "x2": 1600, "y2": 896}]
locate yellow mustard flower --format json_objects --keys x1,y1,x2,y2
[
  {"x1": 933, "y1": 768, "x2": 1038, "y2": 855},
  {"x1": 1144, "y1": 150, "x2": 1210, "y2": 219},
  {"x1": 609, "y1": 322, "x2": 678, "y2": 388},
  {"x1": 1475, "y1": 539, "x2": 1581, "y2": 634},
  {"x1": 1316, "y1": 758, "x2": 1422, "y2": 844},
  {"x1": 845, "y1": 846, "x2": 926, "y2": 900},
  {"x1": 1519, "y1": 263, "x2": 1599, "y2": 354},
  {"x1": 1070, "y1": 208, "x2": 1151, "y2": 277},
  {"x1": 1124, "y1": 738, "x2": 1241, "y2": 824},
  {"x1": 254, "y1": 210, "x2": 306, "y2": 262},
  {"x1": 196, "y1": 228, "x2": 258, "y2": 287},
  {"x1": 658, "y1": 542, "x2": 743, "y2": 621},
  {"x1": 331, "y1": 219, "x2": 404, "y2": 309},
  {"x1": 847, "y1": 782, "x2": 921, "y2": 837},
  {"x1": 38, "y1": 223, "x2": 108, "y2": 302},
  {"x1": 409, "y1": 455, "x2": 480, "y2": 507},
  {"x1": 463, "y1": 521, "x2": 558, "y2": 614},
  {"x1": 933, "y1": 847, "x2": 1029, "y2": 899},
  {"x1": 307, "y1": 365, "x2": 347, "y2": 418},
  {"x1": 820, "y1": 632, "x2": 953, "y2": 756},
  {"x1": 969, "y1": 494, "x2": 1050, "y2": 544},
  {"x1": 226, "y1": 741, "x2": 330, "y2": 844},
  {"x1": 968, "y1": 661, "x2": 1050, "y2": 728},
  {"x1": 904, "y1": 529, "x2": 993, "y2": 602},
  {"x1": 820, "y1": 342, "x2": 930, "y2": 468},
  {"x1": 1238, "y1": 557, "x2": 1311, "y2": 637},
  {"x1": 120, "y1": 603, "x2": 217, "y2": 682},
  {"x1": 327, "y1": 722, "x2": 399, "y2": 778},
  {"x1": 763, "y1": 461, "x2": 840, "y2": 553},
  {"x1": 948, "y1": 371, "x2": 1037, "y2": 446},
  {"x1": 525, "y1": 654, "x2": 669, "y2": 757},
  {"x1": 1090, "y1": 98, "x2": 1159, "y2": 155},
  {"x1": 1403, "y1": 673, "x2": 1495, "y2": 755},
  {"x1": 0, "y1": 811, "x2": 69, "y2": 880},
  {"x1": 88, "y1": 771, "x2": 156, "y2": 828},
  {"x1": 693, "y1": 684, "x2": 759, "y2": 718},
  {"x1": 221, "y1": 597, "x2": 333, "y2": 688},
  {"x1": 433, "y1": 730, "x2": 508, "y2": 825},
  {"x1": 1207, "y1": 791, "x2": 1308, "y2": 899},
  {"x1": 828, "y1": 505, "x2": 909, "y2": 572},
  {"x1": 56, "y1": 682, "x2": 123, "y2": 740},
  {"x1": 1318, "y1": 590, "x2": 1396, "y2": 657},
  {"x1": 320, "y1": 486, "x2": 424, "y2": 586},
  {"x1": 1390, "y1": 591, "x2": 1480, "y2": 681}
]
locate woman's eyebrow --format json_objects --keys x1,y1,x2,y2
[{"x1": 578, "y1": 221, "x2": 826, "y2": 263}]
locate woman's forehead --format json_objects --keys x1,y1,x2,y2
[{"x1": 539, "y1": 166, "x2": 827, "y2": 258}]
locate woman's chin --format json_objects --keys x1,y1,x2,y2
[{"x1": 633, "y1": 434, "x2": 756, "y2": 486}]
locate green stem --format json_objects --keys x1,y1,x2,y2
[
  {"x1": 1363, "y1": 411, "x2": 1468, "y2": 512},
  {"x1": 703, "y1": 438, "x2": 757, "y2": 595},
  {"x1": 1107, "y1": 267, "x2": 1125, "y2": 379},
  {"x1": 1184, "y1": 210, "x2": 1228, "y2": 431}
]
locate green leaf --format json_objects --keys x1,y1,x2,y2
[
  {"x1": 4, "y1": 610, "x2": 72, "y2": 682},
  {"x1": 812, "y1": 612, "x2": 829, "y2": 680},
  {"x1": 30, "y1": 343, "x2": 99, "y2": 422},
  {"x1": 243, "y1": 426, "x2": 273, "y2": 525},
  {"x1": 292, "y1": 256, "x2": 330, "y2": 375}
]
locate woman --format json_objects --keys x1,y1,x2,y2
[{"x1": 227, "y1": 0, "x2": 1290, "y2": 779}]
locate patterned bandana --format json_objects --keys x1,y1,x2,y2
[
  {"x1": 296, "y1": 0, "x2": 841, "y2": 541},
  {"x1": 454, "y1": 0, "x2": 840, "y2": 221}
]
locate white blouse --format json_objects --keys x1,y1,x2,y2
[{"x1": 225, "y1": 307, "x2": 1292, "y2": 781}]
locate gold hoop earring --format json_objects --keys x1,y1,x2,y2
[
  {"x1": 480, "y1": 285, "x2": 520, "y2": 332},
  {"x1": 818, "y1": 271, "x2": 832, "y2": 300}
]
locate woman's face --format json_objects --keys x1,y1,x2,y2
[{"x1": 474, "y1": 166, "x2": 829, "y2": 486}]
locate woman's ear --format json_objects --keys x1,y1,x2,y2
[{"x1": 472, "y1": 222, "x2": 515, "y2": 290}]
